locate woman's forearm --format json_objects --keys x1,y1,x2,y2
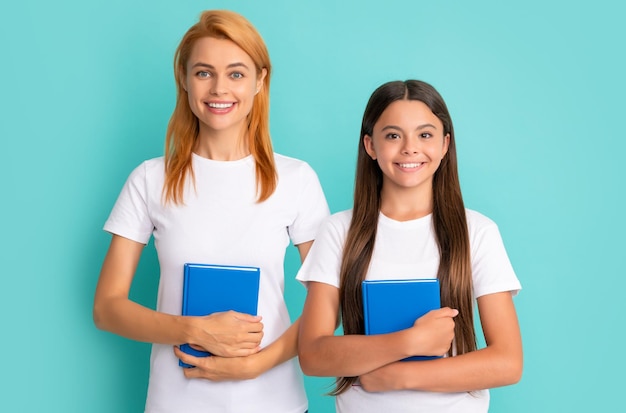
[{"x1": 94, "y1": 295, "x2": 193, "y2": 344}]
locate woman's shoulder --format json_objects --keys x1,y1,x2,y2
[
  {"x1": 272, "y1": 153, "x2": 324, "y2": 189},
  {"x1": 128, "y1": 156, "x2": 164, "y2": 173},
  {"x1": 124, "y1": 156, "x2": 165, "y2": 184},
  {"x1": 142, "y1": 156, "x2": 165, "y2": 168},
  {"x1": 273, "y1": 153, "x2": 316, "y2": 173}
]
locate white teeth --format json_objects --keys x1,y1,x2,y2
[
  {"x1": 398, "y1": 162, "x2": 422, "y2": 168},
  {"x1": 208, "y1": 102, "x2": 233, "y2": 109}
]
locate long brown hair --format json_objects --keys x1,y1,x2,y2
[
  {"x1": 334, "y1": 80, "x2": 476, "y2": 394},
  {"x1": 163, "y1": 10, "x2": 276, "y2": 204}
]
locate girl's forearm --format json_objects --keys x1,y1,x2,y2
[
  {"x1": 363, "y1": 344, "x2": 522, "y2": 393},
  {"x1": 299, "y1": 330, "x2": 413, "y2": 377}
]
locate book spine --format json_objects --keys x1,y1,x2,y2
[
  {"x1": 182, "y1": 265, "x2": 191, "y2": 316},
  {"x1": 362, "y1": 284, "x2": 370, "y2": 335}
]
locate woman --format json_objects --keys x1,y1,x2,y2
[
  {"x1": 297, "y1": 80, "x2": 522, "y2": 413},
  {"x1": 94, "y1": 10, "x2": 329, "y2": 412}
]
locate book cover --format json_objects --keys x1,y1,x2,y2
[
  {"x1": 362, "y1": 278, "x2": 441, "y2": 361},
  {"x1": 179, "y1": 263, "x2": 260, "y2": 367}
]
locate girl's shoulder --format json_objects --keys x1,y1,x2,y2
[
  {"x1": 329, "y1": 209, "x2": 353, "y2": 224},
  {"x1": 465, "y1": 208, "x2": 503, "y2": 239},
  {"x1": 465, "y1": 208, "x2": 497, "y2": 227},
  {"x1": 320, "y1": 209, "x2": 353, "y2": 233},
  {"x1": 309, "y1": 209, "x2": 353, "y2": 246}
]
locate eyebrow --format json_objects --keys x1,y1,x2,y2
[
  {"x1": 381, "y1": 123, "x2": 439, "y2": 132},
  {"x1": 190, "y1": 62, "x2": 251, "y2": 70}
]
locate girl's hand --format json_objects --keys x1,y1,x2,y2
[
  {"x1": 360, "y1": 307, "x2": 458, "y2": 393},
  {"x1": 174, "y1": 346, "x2": 263, "y2": 381},
  {"x1": 404, "y1": 307, "x2": 458, "y2": 357},
  {"x1": 360, "y1": 362, "x2": 404, "y2": 392},
  {"x1": 363, "y1": 293, "x2": 523, "y2": 393},
  {"x1": 191, "y1": 310, "x2": 264, "y2": 357}
]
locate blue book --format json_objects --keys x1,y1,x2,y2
[
  {"x1": 362, "y1": 278, "x2": 441, "y2": 361},
  {"x1": 179, "y1": 263, "x2": 260, "y2": 368}
]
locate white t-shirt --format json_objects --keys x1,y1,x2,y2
[
  {"x1": 104, "y1": 153, "x2": 329, "y2": 413},
  {"x1": 296, "y1": 209, "x2": 521, "y2": 413}
]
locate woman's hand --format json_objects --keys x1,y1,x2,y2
[
  {"x1": 174, "y1": 347, "x2": 263, "y2": 381},
  {"x1": 190, "y1": 310, "x2": 264, "y2": 357},
  {"x1": 175, "y1": 318, "x2": 302, "y2": 381}
]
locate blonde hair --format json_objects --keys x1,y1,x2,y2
[{"x1": 163, "y1": 10, "x2": 275, "y2": 204}]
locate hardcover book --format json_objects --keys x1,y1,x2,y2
[
  {"x1": 179, "y1": 263, "x2": 260, "y2": 367},
  {"x1": 362, "y1": 278, "x2": 441, "y2": 361}
]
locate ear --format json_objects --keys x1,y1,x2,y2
[
  {"x1": 442, "y1": 133, "x2": 450, "y2": 157},
  {"x1": 363, "y1": 135, "x2": 377, "y2": 160},
  {"x1": 178, "y1": 66, "x2": 188, "y2": 92},
  {"x1": 256, "y1": 67, "x2": 268, "y2": 94}
]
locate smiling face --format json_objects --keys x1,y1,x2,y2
[
  {"x1": 184, "y1": 36, "x2": 266, "y2": 139},
  {"x1": 364, "y1": 99, "x2": 450, "y2": 198}
]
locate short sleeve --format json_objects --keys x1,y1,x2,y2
[
  {"x1": 296, "y1": 211, "x2": 351, "y2": 288},
  {"x1": 287, "y1": 163, "x2": 330, "y2": 246},
  {"x1": 469, "y1": 212, "x2": 521, "y2": 298},
  {"x1": 103, "y1": 162, "x2": 154, "y2": 244}
]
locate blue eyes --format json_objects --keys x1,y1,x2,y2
[{"x1": 195, "y1": 71, "x2": 244, "y2": 79}]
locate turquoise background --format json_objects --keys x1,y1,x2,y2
[{"x1": 1, "y1": 0, "x2": 624, "y2": 411}]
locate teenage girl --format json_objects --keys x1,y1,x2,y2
[
  {"x1": 93, "y1": 10, "x2": 328, "y2": 413},
  {"x1": 297, "y1": 80, "x2": 522, "y2": 413}
]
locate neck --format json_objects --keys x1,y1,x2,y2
[
  {"x1": 379, "y1": 183, "x2": 433, "y2": 222},
  {"x1": 195, "y1": 125, "x2": 250, "y2": 161}
]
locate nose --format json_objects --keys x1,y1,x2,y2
[
  {"x1": 402, "y1": 137, "x2": 420, "y2": 155},
  {"x1": 210, "y1": 76, "x2": 226, "y2": 96}
]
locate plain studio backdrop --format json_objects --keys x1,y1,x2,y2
[{"x1": 1, "y1": 0, "x2": 623, "y2": 411}]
